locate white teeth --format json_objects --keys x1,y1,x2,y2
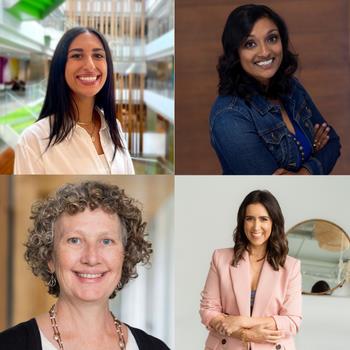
[
  {"x1": 256, "y1": 59, "x2": 273, "y2": 66},
  {"x1": 77, "y1": 273, "x2": 102, "y2": 278},
  {"x1": 78, "y1": 76, "x2": 98, "y2": 82}
]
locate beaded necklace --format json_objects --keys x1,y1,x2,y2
[{"x1": 48, "y1": 304, "x2": 126, "y2": 349}]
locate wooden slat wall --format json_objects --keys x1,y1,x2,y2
[{"x1": 175, "y1": 0, "x2": 350, "y2": 174}]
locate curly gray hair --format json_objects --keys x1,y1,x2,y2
[{"x1": 24, "y1": 181, "x2": 152, "y2": 298}]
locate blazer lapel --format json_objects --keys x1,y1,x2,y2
[
  {"x1": 229, "y1": 250, "x2": 251, "y2": 317},
  {"x1": 252, "y1": 258, "x2": 279, "y2": 317}
]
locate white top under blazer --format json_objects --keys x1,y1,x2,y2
[{"x1": 14, "y1": 108, "x2": 134, "y2": 175}]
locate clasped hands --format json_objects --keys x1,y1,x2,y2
[{"x1": 211, "y1": 314, "x2": 285, "y2": 344}]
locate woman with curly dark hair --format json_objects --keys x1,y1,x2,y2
[
  {"x1": 210, "y1": 4, "x2": 341, "y2": 175},
  {"x1": 0, "y1": 181, "x2": 169, "y2": 350},
  {"x1": 200, "y1": 190, "x2": 302, "y2": 350}
]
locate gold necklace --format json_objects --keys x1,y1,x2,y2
[
  {"x1": 49, "y1": 304, "x2": 126, "y2": 349},
  {"x1": 249, "y1": 253, "x2": 266, "y2": 262},
  {"x1": 77, "y1": 119, "x2": 97, "y2": 142},
  {"x1": 77, "y1": 120, "x2": 93, "y2": 126}
]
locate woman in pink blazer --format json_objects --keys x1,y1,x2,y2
[{"x1": 200, "y1": 190, "x2": 302, "y2": 350}]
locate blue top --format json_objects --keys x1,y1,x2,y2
[
  {"x1": 250, "y1": 290, "x2": 257, "y2": 315},
  {"x1": 289, "y1": 116, "x2": 312, "y2": 168},
  {"x1": 209, "y1": 78, "x2": 341, "y2": 175}
]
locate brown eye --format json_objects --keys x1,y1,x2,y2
[
  {"x1": 94, "y1": 53, "x2": 105, "y2": 59},
  {"x1": 243, "y1": 40, "x2": 256, "y2": 49},
  {"x1": 70, "y1": 53, "x2": 82, "y2": 59},
  {"x1": 267, "y1": 34, "x2": 279, "y2": 43}
]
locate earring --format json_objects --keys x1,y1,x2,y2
[
  {"x1": 48, "y1": 273, "x2": 57, "y2": 288},
  {"x1": 115, "y1": 281, "x2": 122, "y2": 292}
]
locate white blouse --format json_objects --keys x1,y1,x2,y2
[
  {"x1": 14, "y1": 109, "x2": 134, "y2": 175},
  {"x1": 39, "y1": 328, "x2": 139, "y2": 350}
]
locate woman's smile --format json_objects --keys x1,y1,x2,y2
[
  {"x1": 74, "y1": 271, "x2": 107, "y2": 282},
  {"x1": 65, "y1": 32, "x2": 107, "y2": 99},
  {"x1": 76, "y1": 74, "x2": 102, "y2": 85},
  {"x1": 254, "y1": 57, "x2": 275, "y2": 69}
]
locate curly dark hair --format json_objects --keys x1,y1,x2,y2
[
  {"x1": 232, "y1": 190, "x2": 288, "y2": 270},
  {"x1": 217, "y1": 4, "x2": 298, "y2": 99},
  {"x1": 24, "y1": 181, "x2": 152, "y2": 298}
]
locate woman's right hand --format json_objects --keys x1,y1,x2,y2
[
  {"x1": 210, "y1": 314, "x2": 247, "y2": 336},
  {"x1": 243, "y1": 324, "x2": 284, "y2": 344},
  {"x1": 313, "y1": 123, "x2": 330, "y2": 153}
]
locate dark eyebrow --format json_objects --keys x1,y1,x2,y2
[
  {"x1": 68, "y1": 48, "x2": 105, "y2": 53},
  {"x1": 246, "y1": 29, "x2": 279, "y2": 40}
]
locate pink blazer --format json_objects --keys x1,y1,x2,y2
[{"x1": 200, "y1": 248, "x2": 302, "y2": 350}]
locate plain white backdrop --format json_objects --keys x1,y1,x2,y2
[{"x1": 175, "y1": 176, "x2": 350, "y2": 350}]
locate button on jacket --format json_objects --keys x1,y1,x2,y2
[
  {"x1": 209, "y1": 78, "x2": 341, "y2": 175},
  {"x1": 200, "y1": 249, "x2": 302, "y2": 350},
  {"x1": 14, "y1": 109, "x2": 134, "y2": 175}
]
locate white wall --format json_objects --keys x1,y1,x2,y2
[
  {"x1": 175, "y1": 176, "x2": 350, "y2": 350},
  {"x1": 110, "y1": 194, "x2": 174, "y2": 348}
]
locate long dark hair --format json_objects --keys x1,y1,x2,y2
[
  {"x1": 218, "y1": 4, "x2": 298, "y2": 99},
  {"x1": 232, "y1": 190, "x2": 288, "y2": 270},
  {"x1": 38, "y1": 27, "x2": 124, "y2": 158}
]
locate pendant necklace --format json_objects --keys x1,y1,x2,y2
[
  {"x1": 77, "y1": 117, "x2": 97, "y2": 143},
  {"x1": 49, "y1": 304, "x2": 126, "y2": 349}
]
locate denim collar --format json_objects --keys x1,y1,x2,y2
[{"x1": 248, "y1": 80, "x2": 297, "y2": 116}]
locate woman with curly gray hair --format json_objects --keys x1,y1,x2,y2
[{"x1": 0, "y1": 181, "x2": 169, "y2": 350}]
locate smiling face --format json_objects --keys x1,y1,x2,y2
[
  {"x1": 48, "y1": 208, "x2": 124, "y2": 303},
  {"x1": 238, "y1": 17, "x2": 283, "y2": 85},
  {"x1": 64, "y1": 32, "x2": 107, "y2": 101},
  {"x1": 244, "y1": 203, "x2": 273, "y2": 251}
]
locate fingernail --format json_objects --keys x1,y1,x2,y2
[
  {"x1": 326, "y1": 127, "x2": 330, "y2": 131},
  {"x1": 322, "y1": 123, "x2": 327, "y2": 126},
  {"x1": 315, "y1": 124, "x2": 319, "y2": 128}
]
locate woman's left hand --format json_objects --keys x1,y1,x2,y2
[
  {"x1": 313, "y1": 123, "x2": 330, "y2": 153},
  {"x1": 243, "y1": 324, "x2": 285, "y2": 344}
]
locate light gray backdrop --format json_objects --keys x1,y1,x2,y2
[{"x1": 175, "y1": 176, "x2": 350, "y2": 350}]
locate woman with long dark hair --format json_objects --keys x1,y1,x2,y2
[
  {"x1": 14, "y1": 27, "x2": 134, "y2": 174},
  {"x1": 200, "y1": 190, "x2": 302, "y2": 349},
  {"x1": 210, "y1": 4, "x2": 341, "y2": 175}
]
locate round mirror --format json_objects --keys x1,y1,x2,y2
[{"x1": 287, "y1": 219, "x2": 350, "y2": 295}]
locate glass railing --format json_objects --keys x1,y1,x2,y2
[
  {"x1": 0, "y1": 80, "x2": 46, "y2": 116},
  {"x1": 0, "y1": 81, "x2": 45, "y2": 148},
  {"x1": 132, "y1": 156, "x2": 173, "y2": 174},
  {"x1": 145, "y1": 79, "x2": 173, "y2": 98}
]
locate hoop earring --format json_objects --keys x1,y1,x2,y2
[{"x1": 48, "y1": 273, "x2": 57, "y2": 288}]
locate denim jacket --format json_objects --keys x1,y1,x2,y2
[{"x1": 209, "y1": 78, "x2": 341, "y2": 175}]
